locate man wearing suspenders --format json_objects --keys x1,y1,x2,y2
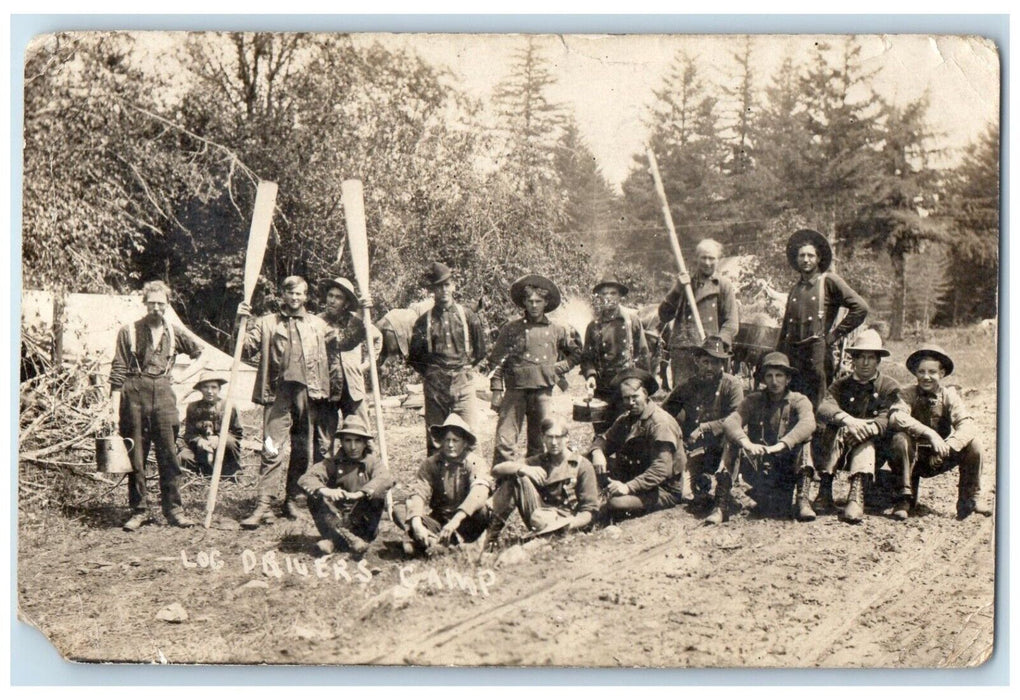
[
  {"x1": 108, "y1": 281, "x2": 206, "y2": 532},
  {"x1": 408, "y1": 263, "x2": 489, "y2": 455},
  {"x1": 776, "y1": 229, "x2": 869, "y2": 408}
]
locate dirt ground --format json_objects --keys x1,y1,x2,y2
[{"x1": 16, "y1": 327, "x2": 997, "y2": 668}]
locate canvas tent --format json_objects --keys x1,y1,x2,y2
[{"x1": 21, "y1": 290, "x2": 258, "y2": 413}]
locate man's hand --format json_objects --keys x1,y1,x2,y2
[
  {"x1": 585, "y1": 376, "x2": 597, "y2": 398},
  {"x1": 518, "y1": 465, "x2": 547, "y2": 486},
  {"x1": 361, "y1": 294, "x2": 373, "y2": 309},
  {"x1": 410, "y1": 518, "x2": 437, "y2": 547},
  {"x1": 344, "y1": 490, "x2": 365, "y2": 502},
  {"x1": 928, "y1": 431, "x2": 951, "y2": 459},
  {"x1": 842, "y1": 417, "x2": 870, "y2": 443},
  {"x1": 318, "y1": 488, "x2": 344, "y2": 502},
  {"x1": 438, "y1": 513, "x2": 465, "y2": 544},
  {"x1": 590, "y1": 449, "x2": 607, "y2": 472},
  {"x1": 606, "y1": 479, "x2": 631, "y2": 497},
  {"x1": 490, "y1": 390, "x2": 503, "y2": 411},
  {"x1": 825, "y1": 331, "x2": 839, "y2": 347},
  {"x1": 743, "y1": 441, "x2": 767, "y2": 457},
  {"x1": 108, "y1": 391, "x2": 121, "y2": 425},
  {"x1": 688, "y1": 425, "x2": 705, "y2": 444},
  {"x1": 237, "y1": 301, "x2": 252, "y2": 317},
  {"x1": 764, "y1": 443, "x2": 785, "y2": 455}
]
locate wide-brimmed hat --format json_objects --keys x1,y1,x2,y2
[
  {"x1": 786, "y1": 229, "x2": 832, "y2": 273},
  {"x1": 192, "y1": 372, "x2": 228, "y2": 391},
  {"x1": 592, "y1": 276, "x2": 629, "y2": 296},
  {"x1": 692, "y1": 335, "x2": 731, "y2": 360},
  {"x1": 756, "y1": 352, "x2": 797, "y2": 382},
  {"x1": 510, "y1": 274, "x2": 561, "y2": 313},
  {"x1": 846, "y1": 328, "x2": 890, "y2": 357},
  {"x1": 906, "y1": 344, "x2": 954, "y2": 376},
  {"x1": 335, "y1": 415, "x2": 374, "y2": 440},
  {"x1": 321, "y1": 277, "x2": 359, "y2": 306},
  {"x1": 423, "y1": 262, "x2": 453, "y2": 286},
  {"x1": 612, "y1": 367, "x2": 659, "y2": 396},
  {"x1": 428, "y1": 413, "x2": 477, "y2": 447}
]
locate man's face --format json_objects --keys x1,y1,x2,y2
[
  {"x1": 282, "y1": 283, "x2": 308, "y2": 312},
  {"x1": 595, "y1": 287, "x2": 621, "y2": 318},
  {"x1": 914, "y1": 358, "x2": 945, "y2": 393},
  {"x1": 325, "y1": 287, "x2": 349, "y2": 314},
  {"x1": 697, "y1": 251, "x2": 719, "y2": 277},
  {"x1": 524, "y1": 292, "x2": 547, "y2": 321},
  {"x1": 432, "y1": 280, "x2": 456, "y2": 306},
  {"x1": 763, "y1": 368, "x2": 791, "y2": 396},
  {"x1": 852, "y1": 351, "x2": 880, "y2": 380},
  {"x1": 439, "y1": 430, "x2": 468, "y2": 459},
  {"x1": 198, "y1": 382, "x2": 221, "y2": 402},
  {"x1": 797, "y1": 245, "x2": 819, "y2": 274},
  {"x1": 620, "y1": 381, "x2": 648, "y2": 417},
  {"x1": 144, "y1": 293, "x2": 169, "y2": 322},
  {"x1": 696, "y1": 353, "x2": 725, "y2": 380},
  {"x1": 542, "y1": 429, "x2": 568, "y2": 458},
  {"x1": 340, "y1": 435, "x2": 368, "y2": 460}
]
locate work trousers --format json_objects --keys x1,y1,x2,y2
[
  {"x1": 685, "y1": 441, "x2": 727, "y2": 497},
  {"x1": 887, "y1": 432, "x2": 983, "y2": 502},
  {"x1": 307, "y1": 492, "x2": 386, "y2": 543},
  {"x1": 785, "y1": 337, "x2": 832, "y2": 408},
  {"x1": 423, "y1": 366, "x2": 479, "y2": 455},
  {"x1": 492, "y1": 387, "x2": 554, "y2": 464},
  {"x1": 391, "y1": 503, "x2": 491, "y2": 548},
  {"x1": 259, "y1": 381, "x2": 318, "y2": 500},
  {"x1": 178, "y1": 435, "x2": 241, "y2": 477},
  {"x1": 490, "y1": 473, "x2": 576, "y2": 532},
  {"x1": 294, "y1": 389, "x2": 370, "y2": 465},
  {"x1": 118, "y1": 375, "x2": 183, "y2": 515},
  {"x1": 817, "y1": 427, "x2": 894, "y2": 478},
  {"x1": 731, "y1": 444, "x2": 810, "y2": 511}
]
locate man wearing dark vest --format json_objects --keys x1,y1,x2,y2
[
  {"x1": 109, "y1": 280, "x2": 206, "y2": 531},
  {"x1": 777, "y1": 229, "x2": 868, "y2": 407}
]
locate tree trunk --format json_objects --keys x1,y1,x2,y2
[{"x1": 890, "y1": 250, "x2": 906, "y2": 340}]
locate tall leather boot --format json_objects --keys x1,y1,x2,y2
[
  {"x1": 813, "y1": 472, "x2": 834, "y2": 513},
  {"x1": 843, "y1": 474, "x2": 865, "y2": 523},
  {"x1": 957, "y1": 458, "x2": 992, "y2": 519},
  {"x1": 795, "y1": 469, "x2": 816, "y2": 522},
  {"x1": 240, "y1": 496, "x2": 276, "y2": 529},
  {"x1": 704, "y1": 472, "x2": 733, "y2": 526}
]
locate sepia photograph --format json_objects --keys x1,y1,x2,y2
[{"x1": 15, "y1": 30, "x2": 1000, "y2": 668}]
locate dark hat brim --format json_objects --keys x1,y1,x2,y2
[
  {"x1": 692, "y1": 344, "x2": 731, "y2": 360},
  {"x1": 423, "y1": 264, "x2": 453, "y2": 286},
  {"x1": 906, "y1": 348, "x2": 954, "y2": 376},
  {"x1": 510, "y1": 274, "x2": 561, "y2": 313},
  {"x1": 847, "y1": 347, "x2": 891, "y2": 358},
  {"x1": 592, "y1": 280, "x2": 629, "y2": 296},
  {"x1": 428, "y1": 423, "x2": 477, "y2": 447},
  {"x1": 786, "y1": 229, "x2": 833, "y2": 273},
  {"x1": 612, "y1": 368, "x2": 659, "y2": 396}
]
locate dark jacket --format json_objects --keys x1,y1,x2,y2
[
  {"x1": 817, "y1": 372, "x2": 900, "y2": 436},
  {"x1": 183, "y1": 398, "x2": 242, "y2": 445},
  {"x1": 662, "y1": 372, "x2": 744, "y2": 443},
  {"x1": 777, "y1": 272, "x2": 868, "y2": 351},
  {"x1": 488, "y1": 315, "x2": 583, "y2": 392},
  {"x1": 723, "y1": 389, "x2": 816, "y2": 450},
  {"x1": 298, "y1": 452, "x2": 393, "y2": 502},
  {"x1": 580, "y1": 306, "x2": 652, "y2": 387},
  {"x1": 244, "y1": 310, "x2": 330, "y2": 405},
  {"x1": 320, "y1": 310, "x2": 383, "y2": 403},
  {"x1": 658, "y1": 273, "x2": 739, "y2": 349},
  {"x1": 592, "y1": 403, "x2": 684, "y2": 495}
]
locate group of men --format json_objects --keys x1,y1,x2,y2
[{"x1": 107, "y1": 227, "x2": 992, "y2": 559}]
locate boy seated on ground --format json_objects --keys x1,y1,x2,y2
[
  {"x1": 392, "y1": 414, "x2": 493, "y2": 556},
  {"x1": 297, "y1": 416, "x2": 394, "y2": 556},
  {"x1": 178, "y1": 372, "x2": 242, "y2": 477},
  {"x1": 887, "y1": 345, "x2": 991, "y2": 521},
  {"x1": 483, "y1": 418, "x2": 600, "y2": 546}
]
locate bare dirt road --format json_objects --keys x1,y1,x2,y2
[{"x1": 17, "y1": 329, "x2": 997, "y2": 668}]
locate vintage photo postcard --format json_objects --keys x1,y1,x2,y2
[{"x1": 17, "y1": 31, "x2": 1000, "y2": 667}]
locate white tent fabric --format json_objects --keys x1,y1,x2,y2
[{"x1": 21, "y1": 290, "x2": 258, "y2": 413}]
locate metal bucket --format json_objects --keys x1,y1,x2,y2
[
  {"x1": 572, "y1": 398, "x2": 610, "y2": 423},
  {"x1": 95, "y1": 436, "x2": 135, "y2": 474}
]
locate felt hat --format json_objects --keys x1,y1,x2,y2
[
  {"x1": 428, "y1": 413, "x2": 477, "y2": 447},
  {"x1": 786, "y1": 229, "x2": 833, "y2": 273},
  {"x1": 692, "y1": 335, "x2": 732, "y2": 360},
  {"x1": 906, "y1": 344, "x2": 954, "y2": 377},
  {"x1": 335, "y1": 415, "x2": 374, "y2": 440},
  {"x1": 321, "y1": 277, "x2": 359, "y2": 306},
  {"x1": 423, "y1": 262, "x2": 453, "y2": 286},
  {"x1": 193, "y1": 372, "x2": 228, "y2": 391},
  {"x1": 756, "y1": 352, "x2": 798, "y2": 382},
  {"x1": 846, "y1": 328, "x2": 890, "y2": 357},
  {"x1": 592, "y1": 276, "x2": 629, "y2": 296},
  {"x1": 509, "y1": 274, "x2": 561, "y2": 313},
  {"x1": 612, "y1": 367, "x2": 659, "y2": 396}
]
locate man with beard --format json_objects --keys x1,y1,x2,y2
[
  {"x1": 408, "y1": 263, "x2": 489, "y2": 455},
  {"x1": 590, "y1": 368, "x2": 685, "y2": 519},
  {"x1": 721, "y1": 352, "x2": 816, "y2": 522},
  {"x1": 487, "y1": 274, "x2": 582, "y2": 464},
  {"x1": 580, "y1": 276, "x2": 652, "y2": 435},
  {"x1": 109, "y1": 280, "x2": 207, "y2": 531},
  {"x1": 777, "y1": 229, "x2": 868, "y2": 407},
  {"x1": 658, "y1": 239, "x2": 739, "y2": 389},
  {"x1": 237, "y1": 276, "x2": 331, "y2": 529},
  {"x1": 662, "y1": 336, "x2": 744, "y2": 517}
]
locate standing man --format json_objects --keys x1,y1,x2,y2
[
  {"x1": 238, "y1": 276, "x2": 331, "y2": 529},
  {"x1": 178, "y1": 372, "x2": 243, "y2": 477},
  {"x1": 658, "y1": 239, "x2": 739, "y2": 389},
  {"x1": 590, "y1": 369, "x2": 685, "y2": 520},
  {"x1": 815, "y1": 330, "x2": 900, "y2": 524},
  {"x1": 580, "y1": 276, "x2": 652, "y2": 435},
  {"x1": 777, "y1": 228, "x2": 868, "y2": 407},
  {"x1": 721, "y1": 352, "x2": 816, "y2": 522},
  {"x1": 408, "y1": 263, "x2": 488, "y2": 454},
  {"x1": 661, "y1": 336, "x2": 744, "y2": 507},
  {"x1": 488, "y1": 274, "x2": 582, "y2": 464},
  {"x1": 109, "y1": 280, "x2": 207, "y2": 531}
]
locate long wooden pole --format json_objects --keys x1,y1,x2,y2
[
  {"x1": 647, "y1": 149, "x2": 706, "y2": 343},
  {"x1": 204, "y1": 181, "x2": 278, "y2": 528}
]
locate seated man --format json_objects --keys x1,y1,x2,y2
[
  {"x1": 590, "y1": 368, "x2": 685, "y2": 519},
  {"x1": 661, "y1": 336, "x2": 743, "y2": 508},
  {"x1": 486, "y1": 418, "x2": 600, "y2": 544},
  {"x1": 297, "y1": 416, "x2": 394, "y2": 556},
  {"x1": 178, "y1": 372, "x2": 242, "y2": 477},
  {"x1": 393, "y1": 415, "x2": 493, "y2": 555},
  {"x1": 721, "y1": 352, "x2": 816, "y2": 522},
  {"x1": 888, "y1": 345, "x2": 991, "y2": 521},
  {"x1": 815, "y1": 329, "x2": 900, "y2": 524}
]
